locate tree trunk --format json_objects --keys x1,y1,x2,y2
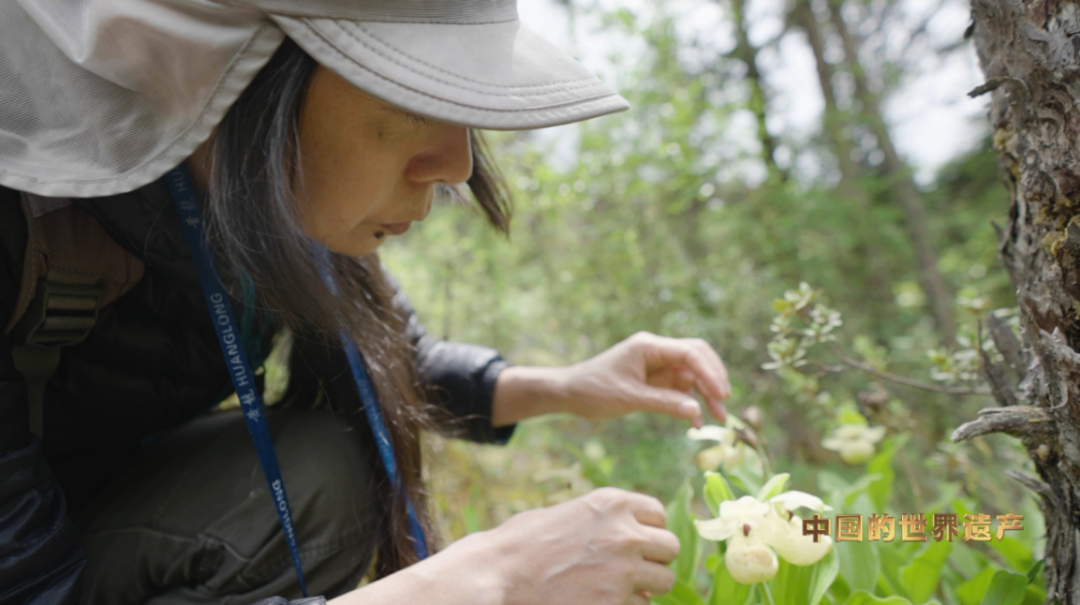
[
  {"x1": 954, "y1": 0, "x2": 1080, "y2": 600},
  {"x1": 795, "y1": 0, "x2": 861, "y2": 190},
  {"x1": 795, "y1": 0, "x2": 896, "y2": 335},
  {"x1": 729, "y1": 0, "x2": 787, "y2": 181},
  {"x1": 828, "y1": 0, "x2": 957, "y2": 345}
]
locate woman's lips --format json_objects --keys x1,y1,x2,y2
[{"x1": 379, "y1": 222, "x2": 411, "y2": 235}]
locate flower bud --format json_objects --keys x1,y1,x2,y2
[
  {"x1": 735, "y1": 427, "x2": 760, "y2": 450},
  {"x1": 739, "y1": 406, "x2": 764, "y2": 431}
]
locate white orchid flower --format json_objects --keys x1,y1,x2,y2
[
  {"x1": 766, "y1": 514, "x2": 834, "y2": 566},
  {"x1": 694, "y1": 496, "x2": 774, "y2": 541},
  {"x1": 822, "y1": 423, "x2": 886, "y2": 464},
  {"x1": 687, "y1": 425, "x2": 751, "y2": 472},
  {"x1": 763, "y1": 490, "x2": 833, "y2": 566},
  {"x1": 694, "y1": 489, "x2": 834, "y2": 584}
]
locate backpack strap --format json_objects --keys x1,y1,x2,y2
[{"x1": 5, "y1": 192, "x2": 144, "y2": 435}]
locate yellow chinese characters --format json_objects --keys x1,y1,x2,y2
[{"x1": 802, "y1": 512, "x2": 1024, "y2": 543}]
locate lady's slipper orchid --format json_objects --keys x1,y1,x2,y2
[
  {"x1": 822, "y1": 423, "x2": 886, "y2": 464},
  {"x1": 767, "y1": 513, "x2": 834, "y2": 566},
  {"x1": 687, "y1": 425, "x2": 751, "y2": 471},
  {"x1": 693, "y1": 489, "x2": 834, "y2": 584}
]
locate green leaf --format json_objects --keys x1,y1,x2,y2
[
  {"x1": 979, "y1": 570, "x2": 1028, "y2": 605},
  {"x1": 650, "y1": 579, "x2": 707, "y2": 605},
  {"x1": 667, "y1": 481, "x2": 701, "y2": 585},
  {"x1": 838, "y1": 541, "x2": 881, "y2": 594},
  {"x1": 564, "y1": 443, "x2": 611, "y2": 488},
  {"x1": 1025, "y1": 559, "x2": 1044, "y2": 584},
  {"x1": 898, "y1": 538, "x2": 952, "y2": 604},
  {"x1": 867, "y1": 434, "x2": 908, "y2": 511},
  {"x1": 708, "y1": 558, "x2": 751, "y2": 605},
  {"x1": 842, "y1": 475, "x2": 884, "y2": 509},
  {"x1": 843, "y1": 590, "x2": 915, "y2": 605},
  {"x1": 729, "y1": 466, "x2": 763, "y2": 497},
  {"x1": 703, "y1": 471, "x2": 734, "y2": 515},
  {"x1": 1021, "y1": 584, "x2": 1046, "y2": 605},
  {"x1": 838, "y1": 407, "x2": 868, "y2": 425},
  {"x1": 758, "y1": 473, "x2": 791, "y2": 501},
  {"x1": 956, "y1": 566, "x2": 996, "y2": 605},
  {"x1": 770, "y1": 547, "x2": 839, "y2": 605},
  {"x1": 950, "y1": 541, "x2": 994, "y2": 580},
  {"x1": 989, "y1": 536, "x2": 1033, "y2": 574}
]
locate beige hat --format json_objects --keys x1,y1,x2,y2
[{"x1": 0, "y1": 0, "x2": 629, "y2": 197}]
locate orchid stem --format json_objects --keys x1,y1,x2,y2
[{"x1": 761, "y1": 582, "x2": 777, "y2": 605}]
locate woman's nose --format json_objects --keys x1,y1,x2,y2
[{"x1": 404, "y1": 125, "x2": 473, "y2": 185}]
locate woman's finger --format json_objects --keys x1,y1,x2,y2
[
  {"x1": 627, "y1": 593, "x2": 650, "y2": 605},
  {"x1": 691, "y1": 338, "x2": 732, "y2": 398},
  {"x1": 634, "y1": 561, "x2": 676, "y2": 595},
  {"x1": 644, "y1": 336, "x2": 729, "y2": 402},
  {"x1": 626, "y1": 492, "x2": 667, "y2": 528},
  {"x1": 694, "y1": 376, "x2": 728, "y2": 423},
  {"x1": 631, "y1": 383, "x2": 702, "y2": 423},
  {"x1": 638, "y1": 525, "x2": 680, "y2": 564}
]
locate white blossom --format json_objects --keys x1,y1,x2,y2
[
  {"x1": 822, "y1": 424, "x2": 886, "y2": 464},
  {"x1": 687, "y1": 425, "x2": 751, "y2": 471},
  {"x1": 694, "y1": 490, "x2": 833, "y2": 584}
]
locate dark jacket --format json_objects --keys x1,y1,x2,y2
[{"x1": 0, "y1": 179, "x2": 514, "y2": 604}]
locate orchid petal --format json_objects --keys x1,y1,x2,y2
[
  {"x1": 864, "y1": 426, "x2": 887, "y2": 443},
  {"x1": 694, "y1": 516, "x2": 737, "y2": 541},
  {"x1": 840, "y1": 441, "x2": 875, "y2": 464},
  {"x1": 769, "y1": 490, "x2": 832, "y2": 513},
  {"x1": 766, "y1": 516, "x2": 833, "y2": 566},
  {"x1": 687, "y1": 425, "x2": 734, "y2": 443},
  {"x1": 719, "y1": 495, "x2": 772, "y2": 519},
  {"x1": 821, "y1": 437, "x2": 844, "y2": 451},
  {"x1": 725, "y1": 535, "x2": 779, "y2": 584}
]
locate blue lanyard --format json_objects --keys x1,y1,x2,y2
[
  {"x1": 311, "y1": 244, "x2": 429, "y2": 560},
  {"x1": 165, "y1": 166, "x2": 308, "y2": 596},
  {"x1": 165, "y1": 164, "x2": 427, "y2": 597}
]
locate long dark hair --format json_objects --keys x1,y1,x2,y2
[{"x1": 202, "y1": 38, "x2": 512, "y2": 578}]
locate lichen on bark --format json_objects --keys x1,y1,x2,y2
[{"x1": 964, "y1": 0, "x2": 1080, "y2": 599}]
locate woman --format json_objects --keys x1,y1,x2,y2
[{"x1": 0, "y1": 1, "x2": 732, "y2": 604}]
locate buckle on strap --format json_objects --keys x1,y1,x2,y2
[
  {"x1": 10, "y1": 280, "x2": 101, "y2": 437},
  {"x1": 11, "y1": 279, "x2": 102, "y2": 347}
]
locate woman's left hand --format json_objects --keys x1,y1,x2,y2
[
  {"x1": 559, "y1": 331, "x2": 730, "y2": 427},
  {"x1": 492, "y1": 331, "x2": 731, "y2": 427}
]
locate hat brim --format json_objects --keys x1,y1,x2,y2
[{"x1": 271, "y1": 15, "x2": 629, "y2": 130}]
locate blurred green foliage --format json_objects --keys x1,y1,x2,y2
[{"x1": 377, "y1": 1, "x2": 1043, "y2": 601}]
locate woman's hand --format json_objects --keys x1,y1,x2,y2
[
  {"x1": 492, "y1": 331, "x2": 731, "y2": 428},
  {"x1": 332, "y1": 488, "x2": 678, "y2": 605}
]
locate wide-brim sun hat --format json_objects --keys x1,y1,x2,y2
[{"x1": 0, "y1": 0, "x2": 629, "y2": 198}]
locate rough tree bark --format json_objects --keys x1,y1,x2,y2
[{"x1": 952, "y1": 0, "x2": 1080, "y2": 600}]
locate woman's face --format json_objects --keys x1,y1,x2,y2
[{"x1": 295, "y1": 65, "x2": 473, "y2": 256}]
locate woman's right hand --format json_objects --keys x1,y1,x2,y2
[
  {"x1": 332, "y1": 487, "x2": 679, "y2": 605},
  {"x1": 442, "y1": 486, "x2": 680, "y2": 605}
]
